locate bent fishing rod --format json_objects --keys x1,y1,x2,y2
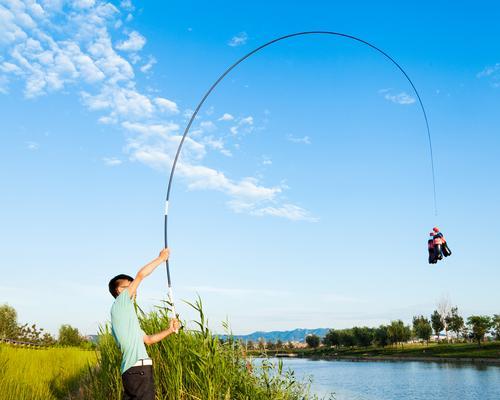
[{"x1": 163, "y1": 31, "x2": 438, "y2": 318}]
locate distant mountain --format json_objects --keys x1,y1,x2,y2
[
  {"x1": 85, "y1": 334, "x2": 99, "y2": 343},
  {"x1": 220, "y1": 328, "x2": 329, "y2": 343}
]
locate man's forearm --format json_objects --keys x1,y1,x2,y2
[
  {"x1": 137, "y1": 256, "x2": 164, "y2": 279},
  {"x1": 144, "y1": 328, "x2": 174, "y2": 345}
]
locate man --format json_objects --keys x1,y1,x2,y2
[{"x1": 108, "y1": 248, "x2": 180, "y2": 400}]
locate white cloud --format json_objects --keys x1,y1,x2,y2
[
  {"x1": 1, "y1": 1, "x2": 315, "y2": 223},
  {"x1": 154, "y1": 97, "x2": 179, "y2": 114},
  {"x1": 228, "y1": 31, "x2": 248, "y2": 47},
  {"x1": 26, "y1": 141, "x2": 39, "y2": 150},
  {"x1": 0, "y1": 62, "x2": 22, "y2": 74},
  {"x1": 477, "y1": 63, "x2": 500, "y2": 78},
  {"x1": 218, "y1": 113, "x2": 234, "y2": 121},
  {"x1": 477, "y1": 63, "x2": 500, "y2": 87},
  {"x1": 287, "y1": 135, "x2": 311, "y2": 144},
  {"x1": 379, "y1": 89, "x2": 415, "y2": 105},
  {"x1": 73, "y1": 0, "x2": 96, "y2": 9},
  {"x1": 183, "y1": 285, "x2": 291, "y2": 298},
  {"x1": 120, "y1": 0, "x2": 134, "y2": 11},
  {"x1": 116, "y1": 31, "x2": 146, "y2": 52},
  {"x1": 122, "y1": 121, "x2": 179, "y2": 136},
  {"x1": 103, "y1": 156, "x2": 122, "y2": 166},
  {"x1": 81, "y1": 86, "x2": 154, "y2": 118},
  {"x1": 200, "y1": 120, "x2": 216, "y2": 131},
  {"x1": 249, "y1": 204, "x2": 318, "y2": 222},
  {"x1": 0, "y1": 1, "x2": 131, "y2": 98},
  {"x1": 140, "y1": 56, "x2": 156, "y2": 73},
  {"x1": 203, "y1": 135, "x2": 232, "y2": 157},
  {"x1": 229, "y1": 115, "x2": 254, "y2": 135}
]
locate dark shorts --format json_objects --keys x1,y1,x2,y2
[{"x1": 122, "y1": 365, "x2": 155, "y2": 400}]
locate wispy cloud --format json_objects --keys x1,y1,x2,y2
[
  {"x1": 250, "y1": 204, "x2": 318, "y2": 222},
  {"x1": 218, "y1": 112, "x2": 234, "y2": 121},
  {"x1": 120, "y1": 0, "x2": 135, "y2": 11},
  {"x1": 0, "y1": 1, "x2": 314, "y2": 223},
  {"x1": 154, "y1": 97, "x2": 179, "y2": 114},
  {"x1": 229, "y1": 115, "x2": 253, "y2": 135},
  {"x1": 228, "y1": 32, "x2": 248, "y2": 47},
  {"x1": 379, "y1": 89, "x2": 415, "y2": 105},
  {"x1": 183, "y1": 285, "x2": 291, "y2": 298},
  {"x1": 287, "y1": 134, "x2": 311, "y2": 144},
  {"x1": 140, "y1": 55, "x2": 156, "y2": 73},
  {"x1": 26, "y1": 141, "x2": 39, "y2": 150},
  {"x1": 116, "y1": 31, "x2": 146, "y2": 52},
  {"x1": 477, "y1": 63, "x2": 500, "y2": 87},
  {"x1": 261, "y1": 156, "x2": 272, "y2": 166},
  {"x1": 103, "y1": 156, "x2": 122, "y2": 166}
]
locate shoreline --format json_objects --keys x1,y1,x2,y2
[{"x1": 282, "y1": 354, "x2": 500, "y2": 365}]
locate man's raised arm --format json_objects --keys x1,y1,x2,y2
[{"x1": 127, "y1": 248, "x2": 170, "y2": 298}]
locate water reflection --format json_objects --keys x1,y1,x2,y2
[{"x1": 264, "y1": 358, "x2": 500, "y2": 400}]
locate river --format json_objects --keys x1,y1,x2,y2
[{"x1": 275, "y1": 358, "x2": 500, "y2": 400}]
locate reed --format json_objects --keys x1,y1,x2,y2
[{"x1": 83, "y1": 297, "x2": 320, "y2": 400}]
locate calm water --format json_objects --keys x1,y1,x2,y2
[{"x1": 275, "y1": 358, "x2": 500, "y2": 400}]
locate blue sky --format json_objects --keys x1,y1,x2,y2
[{"x1": 1, "y1": 0, "x2": 499, "y2": 336}]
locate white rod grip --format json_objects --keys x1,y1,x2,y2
[{"x1": 168, "y1": 286, "x2": 178, "y2": 333}]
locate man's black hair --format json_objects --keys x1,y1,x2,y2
[{"x1": 108, "y1": 274, "x2": 134, "y2": 298}]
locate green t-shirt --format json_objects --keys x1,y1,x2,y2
[{"x1": 111, "y1": 288, "x2": 150, "y2": 374}]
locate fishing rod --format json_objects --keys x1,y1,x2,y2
[{"x1": 163, "y1": 31, "x2": 438, "y2": 319}]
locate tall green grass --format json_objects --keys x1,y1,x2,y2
[
  {"x1": 0, "y1": 344, "x2": 96, "y2": 400},
  {"x1": 84, "y1": 298, "x2": 322, "y2": 400}
]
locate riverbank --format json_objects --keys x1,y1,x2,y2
[{"x1": 252, "y1": 341, "x2": 500, "y2": 364}]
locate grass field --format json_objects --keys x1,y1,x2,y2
[{"x1": 0, "y1": 344, "x2": 97, "y2": 400}]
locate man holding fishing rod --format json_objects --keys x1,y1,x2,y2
[{"x1": 108, "y1": 248, "x2": 180, "y2": 400}]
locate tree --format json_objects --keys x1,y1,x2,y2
[
  {"x1": 286, "y1": 341, "x2": 294, "y2": 349},
  {"x1": 492, "y1": 314, "x2": 500, "y2": 341},
  {"x1": 0, "y1": 304, "x2": 18, "y2": 339},
  {"x1": 41, "y1": 332, "x2": 56, "y2": 346},
  {"x1": 323, "y1": 329, "x2": 340, "y2": 347},
  {"x1": 338, "y1": 329, "x2": 355, "y2": 347},
  {"x1": 467, "y1": 316, "x2": 492, "y2": 346},
  {"x1": 18, "y1": 323, "x2": 44, "y2": 343},
  {"x1": 305, "y1": 334, "x2": 320, "y2": 348},
  {"x1": 412, "y1": 315, "x2": 432, "y2": 344},
  {"x1": 446, "y1": 307, "x2": 464, "y2": 341},
  {"x1": 387, "y1": 320, "x2": 410, "y2": 347},
  {"x1": 276, "y1": 339, "x2": 283, "y2": 349},
  {"x1": 431, "y1": 310, "x2": 444, "y2": 341},
  {"x1": 246, "y1": 340, "x2": 254, "y2": 350},
  {"x1": 437, "y1": 295, "x2": 452, "y2": 340},
  {"x1": 373, "y1": 325, "x2": 389, "y2": 347},
  {"x1": 266, "y1": 340, "x2": 275, "y2": 350},
  {"x1": 58, "y1": 324, "x2": 83, "y2": 347},
  {"x1": 352, "y1": 327, "x2": 374, "y2": 348}
]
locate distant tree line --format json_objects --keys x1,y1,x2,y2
[
  {"x1": 321, "y1": 307, "x2": 499, "y2": 349},
  {"x1": 243, "y1": 306, "x2": 499, "y2": 351},
  {"x1": 0, "y1": 303, "x2": 93, "y2": 348}
]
